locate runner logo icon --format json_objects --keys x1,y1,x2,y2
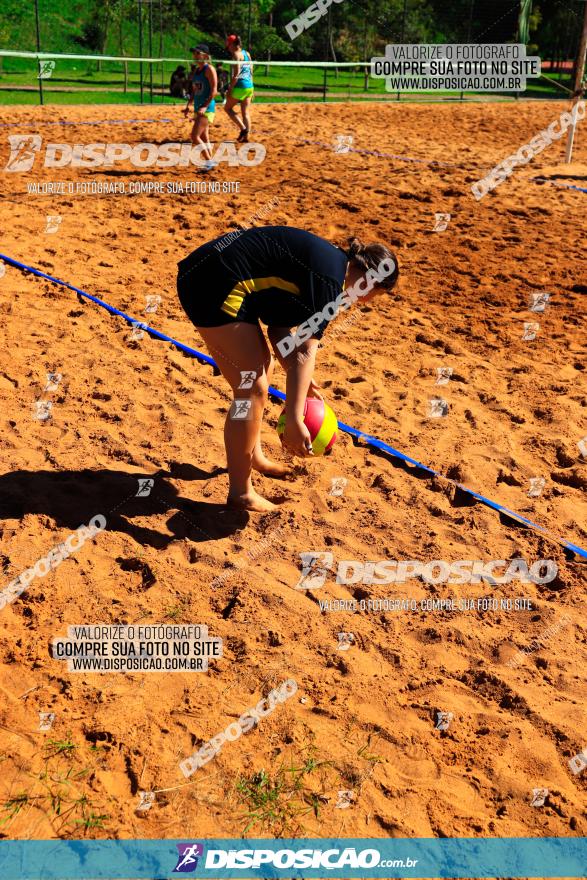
[{"x1": 173, "y1": 843, "x2": 204, "y2": 873}]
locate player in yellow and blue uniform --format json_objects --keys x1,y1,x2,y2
[
  {"x1": 224, "y1": 35, "x2": 254, "y2": 143},
  {"x1": 183, "y1": 44, "x2": 217, "y2": 168}
]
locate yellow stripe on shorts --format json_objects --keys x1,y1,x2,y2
[{"x1": 220, "y1": 276, "x2": 301, "y2": 318}]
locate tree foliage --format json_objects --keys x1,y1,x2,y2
[{"x1": 1, "y1": 0, "x2": 584, "y2": 66}]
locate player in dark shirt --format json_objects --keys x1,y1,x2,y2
[{"x1": 177, "y1": 226, "x2": 398, "y2": 511}]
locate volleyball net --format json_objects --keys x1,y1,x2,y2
[{"x1": 0, "y1": 49, "x2": 573, "y2": 106}]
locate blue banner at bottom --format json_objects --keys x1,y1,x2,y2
[{"x1": 0, "y1": 837, "x2": 585, "y2": 879}]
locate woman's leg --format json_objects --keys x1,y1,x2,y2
[
  {"x1": 196, "y1": 323, "x2": 285, "y2": 511},
  {"x1": 202, "y1": 120, "x2": 213, "y2": 161},
  {"x1": 240, "y1": 95, "x2": 253, "y2": 137},
  {"x1": 251, "y1": 352, "x2": 289, "y2": 478},
  {"x1": 224, "y1": 94, "x2": 245, "y2": 135},
  {"x1": 191, "y1": 116, "x2": 212, "y2": 161}
]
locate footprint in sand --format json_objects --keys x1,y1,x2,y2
[{"x1": 393, "y1": 743, "x2": 441, "y2": 786}]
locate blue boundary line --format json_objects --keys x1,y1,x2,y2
[
  {"x1": 531, "y1": 177, "x2": 587, "y2": 194},
  {"x1": 0, "y1": 117, "x2": 174, "y2": 127},
  {"x1": 1, "y1": 251, "x2": 585, "y2": 561},
  {"x1": 299, "y1": 137, "x2": 459, "y2": 166},
  {"x1": 257, "y1": 129, "x2": 461, "y2": 167}
]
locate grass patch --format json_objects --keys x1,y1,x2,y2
[
  {"x1": 44, "y1": 734, "x2": 77, "y2": 757},
  {"x1": 234, "y1": 747, "x2": 340, "y2": 836},
  {"x1": 0, "y1": 792, "x2": 31, "y2": 825},
  {"x1": 0, "y1": 735, "x2": 109, "y2": 837}
]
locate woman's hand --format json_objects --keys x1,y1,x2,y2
[
  {"x1": 307, "y1": 379, "x2": 323, "y2": 400},
  {"x1": 282, "y1": 417, "x2": 313, "y2": 457}
]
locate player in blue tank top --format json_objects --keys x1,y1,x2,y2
[
  {"x1": 224, "y1": 34, "x2": 255, "y2": 143},
  {"x1": 183, "y1": 44, "x2": 217, "y2": 167}
]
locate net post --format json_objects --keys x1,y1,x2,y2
[
  {"x1": 138, "y1": 0, "x2": 144, "y2": 104},
  {"x1": 565, "y1": 0, "x2": 587, "y2": 163},
  {"x1": 34, "y1": 0, "x2": 44, "y2": 106}
]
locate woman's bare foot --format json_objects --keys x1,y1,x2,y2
[
  {"x1": 228, "y1": 489, "x2": 277, "y2": 512},
  {"x1": 252, "y1": 455, "x2": 291, "y2": 478}
]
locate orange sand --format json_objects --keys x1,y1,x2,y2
[{"x1": 0, "y1": 100, "x2": 585, "y2": 844}]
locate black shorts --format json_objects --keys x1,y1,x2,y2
[
  {"x1": 177, "y1": 227, "x2": 348, "y2": 335},
  {"x1": 177, "y1": 242, "x2": 258, "y2": 328}
]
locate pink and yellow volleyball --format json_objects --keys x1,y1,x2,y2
[{"x1": 277, "y1": 397, "x2": 338, "y2": 455}]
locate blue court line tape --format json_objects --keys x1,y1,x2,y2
[
  {"x1": 1, "y1": 251, "x2": 585, "y2": 561},
  {"x1": 0, "y1": 118, "x2": 174, "y2": 127},
  {"x1": 259, "y1": 129, "x2": 460, "y2": 168},
  {"x1": 531, "y1": 177, "x2": 587, "y2": 194},
  {"x1": 312, "y1": 137, "x2": 458, "y2": 166}
]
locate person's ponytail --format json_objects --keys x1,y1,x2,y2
[
  {"x1": 344, "y1": 236, "x2": 399, "y2": 290},
  {"x1": 346, "y1": 236, "x2": 366, "y2": 262}
]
